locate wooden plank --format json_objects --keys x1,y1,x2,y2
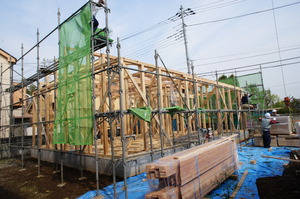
[
  {"x1": 227, "y1": 89, "x2": 236, "y2": 131},
  {"x1": 178, "y1": 140, "x2": 237, "y2": 185},
  {"x1": 139, "y1": 64, "x2": 148, "y2": 151},
  {"x1": 145, "y1": 186, "x2": 180, "y2": 199},
  {"x1": 101, "y1": 71, "x2": 109, "y2": 155},
  {"x1": 146, "y1": 136, "x2": 238, "y2": 181},
  {"x1": 230, "y1": 170, "x2": 248, "y2": 199},
  {"x1": 261, "y1": 155, "x2": 300, "y2": 163},
  {"x1": 181, "y1": 157, "x2": 237, "y2": 199}
]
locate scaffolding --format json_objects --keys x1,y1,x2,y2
[{"x1": 0, "y1": 1, "x2": 267, "y2": 198}]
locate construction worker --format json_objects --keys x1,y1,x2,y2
[
  {"x1": 241, "y1": 93, "x2": 253, "y2": 109},
  {"x1": 259, "y1": 113, "x2": 276, "y2": 148},
  {"x1": 92, "y1": 0, "x2": 105, "y2": 32},
  {"x1": 271, "y1": 109, "x2": 279, "y2": 116}
]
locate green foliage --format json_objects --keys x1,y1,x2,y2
[
  {"x1": 26, "y1": 84, "x2": 37, "y2": 95},
  {"x1": 264, "y1": 89, "x2": 280, "y2": 108},
  {"x1": 278, "y1": 97, "x2": 300, "y2": 114},
  {"x1": 218, "y1": 74, "x2": 239, "y2": 87}
]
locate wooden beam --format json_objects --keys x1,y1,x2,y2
[{"x1": 230, "y1": 170, "x2": 248, "y2": 198}]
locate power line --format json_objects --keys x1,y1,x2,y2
[
  {"x1": 192, "y1": 46, "x2": 300, "y2": 67},
  {"x1": 188, "y1": 1, "x2": 300, "y2": 27},
  {"x1": 192, "y1": 43, "x2": 300, "y2": 62},
  {"x1": 271, "y1": 0, "x2": 287, "y2": 96},
  {"x1": 192, "y1": 0, "x2": 245, "y2": 13},
  {"x1": 197, "y1": 56, "x2": 300, "y2": 76},
  {"x1": 121, "y1": 0, "x2": 245, "y2": 43}
]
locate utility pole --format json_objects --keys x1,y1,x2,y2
[{"x1": 179, "y1": 5, "x2": 195, "y2": 75}]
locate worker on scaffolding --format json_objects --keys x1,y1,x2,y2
[
  {"x1": 259, "y1": 113, "x2": 276, "y2": 148},
  {"x1": 241, "y1": 93, "x2": 253, "y2": 109},
  {"x1": 92, "y1": 0, "x2": 105, "y2": 32}
]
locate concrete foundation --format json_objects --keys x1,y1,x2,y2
[{"x1": 31, "y1": 146, "x2": 187, "y2": 179}]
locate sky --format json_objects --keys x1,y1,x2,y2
[{"x1": 0, "y1": 0, "x2": 300, "y2": 99}]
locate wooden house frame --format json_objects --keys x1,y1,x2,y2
[{"x1": 29, "y1": 53, "x2": 245, "y2": 158}]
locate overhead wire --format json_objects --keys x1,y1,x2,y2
[
  {"x1": 188, "y1": 1, "x2": 300, "y2": 27},
  {"x1": 120, "y1": 0, "x2": 246, "y2": 57},
  {"x1": 191, "y1": 0, "x2": 245, "y2": 13},
  {"x1": 271, "y1": 0, "x2": 287, "y2": 96},
  {"x1": 119, "y1": 0, "x2": 252, "y2": 62},
  {"x1": 197, "y1": 56, "x2": 300, "y2": 76},
  {"x1": 173, "y1": 45, "x2": 300, "y2": 71},
  {"x1": 192, "y1": 46, "x2": 300, "y2": 67},
  {"x1": 192, "y1": 43, "x2": 300, "y2": 62}
]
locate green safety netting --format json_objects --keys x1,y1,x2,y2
[
  {"x1": 128, "y1": 107, "x2": 152, "y2": 123},
  {"x1": 218, "y1": 73, "x2": 264, "y2": 109},
  {"x1": 194, "y1": 108, "x2": 206, "y2": 112},
  {"x1": 237, "y1": 72, "x2": 264, "y2": 109},
  {"x1": 164, "y1": 106, "x2": 186, "y2": 116},
  {"x1": 95, "y1": 28, "x2": 114, "y2": 43},
  {"x1": 53, "y1": 3, "x2": 93, "y2": 145}
]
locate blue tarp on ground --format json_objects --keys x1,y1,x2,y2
[{"x1": 78, "y1": 143, "x2": 296, "y2": 199}]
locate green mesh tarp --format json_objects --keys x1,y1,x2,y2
[
  {"x1": 237, "y1": 72, "x2": 264, "y2": 109},
  {"x1": 54, "y1": 3, "x2": 93, "y2": 145},
  {"x1": 128, "y1": 107, "x2": 152, "y2": 122},
  {"x1": 164, "y1": 106, "x2": 186, "y2": 116}
]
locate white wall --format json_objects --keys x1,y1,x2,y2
[{"x1": 0, "y1": 55, "x2": 12, "y2": 138}]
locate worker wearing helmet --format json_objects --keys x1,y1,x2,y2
[
  {"x1": 271, "y1": 109, "x2": 279, "y2": 116},
  {"x1": 259, "y1": 113, "x2": 276, "y2": 148}
]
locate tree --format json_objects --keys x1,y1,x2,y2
[
  {"x1": 26, "y1": 84, "x2": 37, "y2": 96},
  {"x1": 277, "y1": 97, "x2": 300, "y2": 114},
  {"x1": 264, "y1": 89, "x2": 280, "y2": 108}
]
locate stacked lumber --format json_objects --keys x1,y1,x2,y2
[
  {"x1": 145, "y1": 136, "x2": 238, "y2": 199},
  {"x1": 295, "y1": 122, "x2": 300, "y2": 135},
  {"x1": 253, "y1": 134, "x2": 277, "y2": 147},
  {"x1": 270, "y1": 116, "x2": 292, "y2": 135},
  {"x1": 277, "y1": 134, "x2": 300, "y2": 147}
]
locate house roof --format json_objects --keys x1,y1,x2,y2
[{"x1": 0, "y1": 48, "x2": 17, "y2": 64}]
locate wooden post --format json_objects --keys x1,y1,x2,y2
[
  {"x1": 215, "y1": 87, "x2": 222, "y2": 133},
  {"x1": 222, "y1": 88, "x2": 229, "y2": 133},
  {"x1": 227, "y1": 89, "x2": 236, "y2": 132},
  {"x1": 101, "y1": 70, "x2": 109, "y2": 155},
  {"x1": 139, "y1": 65, "x2": 148, "y2": 151}
]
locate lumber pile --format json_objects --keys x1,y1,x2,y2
[
  {"x1": 295, "y1": 122, "x2": 300, "y2": 135},
  {"x1": 253, "y1": 134, "x2": 278, "y2": 147},
  {"x1": 145, "y1": 136, "x2": 239, "y2": 199},
  {"x1": 270, "y1": 116, "x2": 292, "y2": 135},
  {"x1": 277, "y1": 134, "x2": 300, "y2": 147}
]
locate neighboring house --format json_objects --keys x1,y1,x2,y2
[{"x1": 0, "y1": 48, "x2": 16, "y2": 139}]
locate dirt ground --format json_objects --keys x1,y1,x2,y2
[
  {"x1": 256, "y1": 150, "x2": 300, "y2": 199},
  {"x1": 1, "y1": 150, "x2": 300, "y2": 199},
  {"x1": 0, "y1": 157, "x2": 115, "y2": 199}
]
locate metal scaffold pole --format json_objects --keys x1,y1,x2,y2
[
  {"x1": 215, "y1": 71, "x2": 222, "y2": 137},
  {"x1": 191, "y1": 60, "x2": 201, "y2": 145},
  {"x1": 155, "y1": 50, "x2": 164, "y2": 157},
  {"x1": 20, "y1": 43, "x2": 26, "y2": 171},
  {"x1": 56, "y1": 7, "x2": 65, "y2": 186},
  {"x1": 259, "y1": 65, "x2": 266, "y2": 111},
  {"x1": 36, "y1": 28, "x2": 43, "y2": 178},
  {"x1": 90, "y1": 0, "x2": 100, "y2": 195},
  {"x1": 9, "y1": 56, "x2": 13, "y2": 158},
  {"x1": 234, "y1": 70, "x2": 241, "y2": 149},
  {"x1": 118, "y1": 40, "x2": 128, "y2": 199},
  {"x1": 147, "y1": 91, "x2": 154, "y2": 161}
]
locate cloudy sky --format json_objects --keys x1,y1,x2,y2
[{"x1": 1, "y1": 0, "x2": 300, "y2": 99}]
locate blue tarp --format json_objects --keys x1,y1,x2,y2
[{"x1": 78, "y1": 143, "x2": 297, "y2": 199}]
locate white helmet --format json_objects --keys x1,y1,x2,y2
[
  {"x1": 265, "y1": 113, "x2": 271, "y2": 118},
  {"x1": 272, "y1": 109, "x2": 277, "y2": 113}
]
